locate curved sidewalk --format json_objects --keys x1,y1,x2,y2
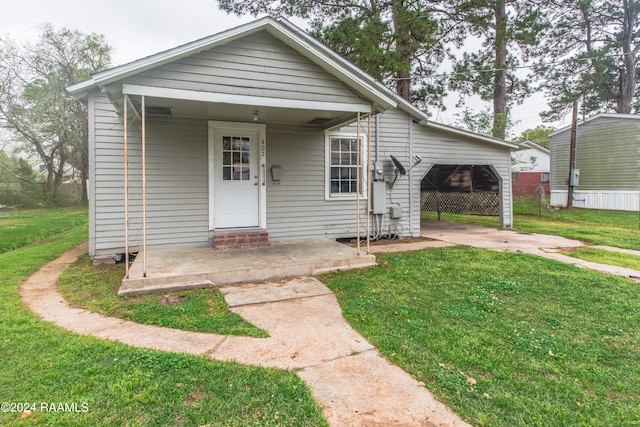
[{"x1": 20, "y1": 244, "x2": 470, "y2": 427}]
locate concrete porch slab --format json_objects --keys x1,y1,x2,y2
[{"x1": 118, "y1": 238, "x2": 377, "y2": 295}]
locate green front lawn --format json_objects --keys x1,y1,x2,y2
[
  {"x1": 0, "y1": 208, "x2": 326, "y2": 426},
  {"x1": 7, "y1": 204, "x2": 639, "y2": 426},
  {"x1": 0, "y1": 207, "x2": 87, "y2": 253},
  {"x1": 320, "y1": 247, "x2": 640, "y2": 426},
  {"x1": 560, "y1": 246, "x2": 640, "y2": 271},
  {"x1": 58, "y1": 255, "x2": 268, "y2": 337}
]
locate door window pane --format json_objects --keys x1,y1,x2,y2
[{"x1": 222, "y1": 135, "x2": 250, "y2": 181}]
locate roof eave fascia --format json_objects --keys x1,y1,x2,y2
[
  {"x1": 519, "y1": 140, "x2": 550, "y2": 154},
  {"x1": 66, "y1": 79, "x2": 95, "y2": 100},
  {"x1": 549, "y1": 112, "x2": 640, "y2": 137}
]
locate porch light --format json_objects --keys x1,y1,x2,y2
[{"x1": 253, "y1": 110, "x2": 259, "y2": 122}]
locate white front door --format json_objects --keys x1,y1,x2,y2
[{"x1": 211, "y1": 124, "x2": 260, "y2": 228}]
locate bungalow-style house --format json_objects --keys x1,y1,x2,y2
[
  {"x1": 550, "y1": 113, "x2": 640, "y2": 211},
  {"x1": 511, "y1": 140, "x2": 550, "y2": 195},
  {"x1": 68, "y1": 17, "x2": 517, "y2": 264}
]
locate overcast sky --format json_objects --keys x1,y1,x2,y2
[{"x1": 1, "y1": 0, "x2": 564, "y2": 135}]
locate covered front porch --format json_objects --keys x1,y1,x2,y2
[
  {"x1": 70, "y1": 17, "x2": 399, "y2": 268},
  {"x1": 118, "y1": 87, "x2": 378, "y2": 279},
  {"x1": 118, "y1": 238, "x2": 377, "y2": 295}
]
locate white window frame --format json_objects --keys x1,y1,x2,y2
[{"x1": 325, "y1": 131, "x2": 368, "y2": 201}]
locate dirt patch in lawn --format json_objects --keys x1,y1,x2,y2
[{"x1": 160, "y1": 294, "x2": 187, "y2": 306}]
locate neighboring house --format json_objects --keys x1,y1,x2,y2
[
  {"x1": 511, "y1": 140, "x2": 550, "y2": 195},
  {"x1": 549, "y1": 113, "x2": 640, "y2": 211},
  {"x1": 68, "y1": 17, "x2": 517, "y2": 263}
]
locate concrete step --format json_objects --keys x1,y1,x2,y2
[{"x1": 214, "y1": 229, "x2": 270, "y2": 250}]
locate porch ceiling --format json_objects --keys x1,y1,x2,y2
[
  {"x1": 138, "y1": 95, "x2": 360, "y2": 128},
  {"x1": 115, "y1": 84, "x2": 372, "y2": 128}
]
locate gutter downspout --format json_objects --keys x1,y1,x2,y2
[{"x1": 375, "y1": 115, "x2": 380, "y2": 161}]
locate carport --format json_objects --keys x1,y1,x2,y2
[{"x1": 420, "y1": 164, "x2": 502, "y2": 220}]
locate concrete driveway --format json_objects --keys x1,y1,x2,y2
[
  {"x1": 421, "y1": 219, "x2": 640, "y2": 282},
  {"x1": 421, "y1": 219, "x2": 583, "y2": 254}
]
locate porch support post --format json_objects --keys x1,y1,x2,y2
[
  {"x1": 366, "y1": 113, "x2": 371, "y2": 254},
  {"x1": 141, "y1": 95, "x2": 147, "y2": 277},
  {"x1": 356, "y1": 112, "x2": 361, "y2": 255},
  {"x1": 123, "y1": 95, "x2": 130, "y2": 278},
  {"x1": 408, "y1": 114, "x2": 413, "y2": 236}
]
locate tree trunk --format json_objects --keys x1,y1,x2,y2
[
  {"x1": 619, "y1": 0, "x2": 637, "y2": 114},
  {"x1": 392, "y1": 0, "x2": 412, "y2": 102},
  {"x1": 493, "y1": 0, "x2": 508, "y2": 139},
  {"x1": 395, "y1": 70, "x2": 411, "y2": 101}
]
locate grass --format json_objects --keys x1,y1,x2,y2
[
  {"x1": 422, "y1": 196, "x2": 640, "y2": 250},
  {"x1": 0, "y1": 207, "x2": 87, "y2": 253},
  {"x1": 58, "y1": 255, "x2": 268, "y2": 337},
  {"x1": 319, "y1": 247, "x2": 640, "y2": 426},
  {"x1": 0, "y1": 208, "x2": 327, "y2": 426},
  {"x1": 560, "y1": 247, "x2": 640, "y2": 271}
]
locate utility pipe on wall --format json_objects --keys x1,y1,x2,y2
[{"x1": 375, "y1": 115, "x2": 380, "y2": 161}]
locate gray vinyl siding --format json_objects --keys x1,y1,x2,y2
[
  {"x1": 265, "y1": 110, "x2": 419, "y2": 241},
  {"x1": 374, "y1": 109, "x2": 415, "y2": 236},
  {"x1": 91, "y1": 91, "x2": 210, "y2": 257},
  {"x1": 551, "y1": 116, "x2": 640, "y2": 192},
  {"x1": 329, "y1": 111, "x2": 416, "y2": 238},
  {"x1": 119, "y1": 31, "x2": 366, "y2": 108},
  {"x1": 91, "y1": 91, "x2": 125, "y2": 257},
  {"x1": 265, "y1": 125, "x2": 371, "y2": 240}
]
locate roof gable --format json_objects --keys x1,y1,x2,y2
[
  {"x1": 118, "y1": 30, "x2": 368, "y2": 108},
  {"x1": 517, "y1": 140, "x2": 550, "y2": 154},
  {"x1": 68, "y1": 17, "x2": 397, "y2": 112}
]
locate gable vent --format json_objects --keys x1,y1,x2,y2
[
  {"x1": 305, "y1": 117, "x2": 336, "y2": 126},
  {"x1": 145, "y1": 106, "x2": 174, "y2": 116}
]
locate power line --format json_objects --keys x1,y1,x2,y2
[{"x1": 392, "y1": 51, "x2": 636, "y2": 80}]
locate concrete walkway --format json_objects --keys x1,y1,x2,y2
[
  {"x1": 20, "y1": 244, "x2": 470, "y2": 427},
  {"x1": 420, "y1": 219, "x2": 640, "y2": 283}
]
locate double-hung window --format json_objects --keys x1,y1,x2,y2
[{"x1": 326, "y1": 134, "x2": 366, "y2": 199}]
